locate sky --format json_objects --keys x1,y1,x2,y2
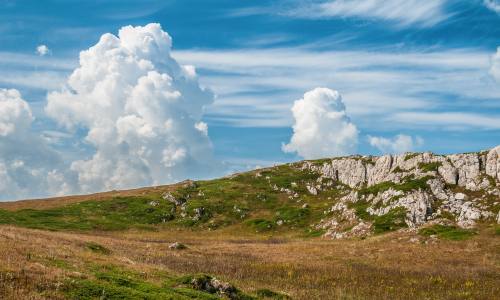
[{"x1": 0, "y1": 0, "x2": 499, "y2": 200}]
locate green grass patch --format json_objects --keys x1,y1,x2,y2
[
  {"x1": 308, "y1": 158, "x2": 333, "y2": 166},
  {"x1": 404, "y1": 153, "x2": 420, "y2": 161},
  {"x1": 392, "y1": 166, "x2": 404, "y2": 173},
  {"x1": 373, "y1": 207, "x2": 407, "y2": 234},
  {"x1": 348, "y1": 201, "x2": 372, "y2": 221},
  {"x1": 0, "y1": 196, "x2": 175, "y2": 231},
  {"x1": 63, "y1": 274, "x2": 220, "y2": 300},
  {"x1": 65, "y1": 265, "x2": 260, "y2": 300},
  {"x1": 419, "y1": 225, "x2": 476, "y2": 241},
  {"x1": 495, "y1": 225, "x2": 500, "y2": 236},
  {"x1": 274, "y1": 207, "x2": 310, "y2": 226},
  {"x1": 358, "y1": 175, "x2": 433, "y2": 197},
  {"x1": 245, "y1": 219, "x2": 275, "y2": 232},
  {"x1": 418, "y1": 162, "x2": 442, "y2": 172}
]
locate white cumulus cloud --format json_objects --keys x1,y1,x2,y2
[
  {"x1": 46, "y1": 23, "x2": 218, "y2": 193},
  {"x1": 368, "y1": 134, "x2": 423, "y2": 154},
  {"x1": 484, "y1": 0, "x2": 500, "y2": 13},
  {"x1": 0, "y1": 88, "x2": 33, "y2": 136},
  {"x1": 36, "y1": 44, "x2": 50, "y2": 56},
  {"x1": 0, "y1": 88, "x2": 73, "y2": 200},
  {"x1": 282, "y1": 87, "x2": 358, "y2": 159}
]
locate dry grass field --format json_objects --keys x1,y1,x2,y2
[
  {"x1": 0, "y1": 164, "x2": 499, "y2": 299},
  {"x1": 0, "y1": 224, "x2": 498, "y2": 299}
]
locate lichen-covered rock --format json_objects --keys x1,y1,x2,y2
[
  {"x1": 437, "y1": 159, "x2": 458, "y2": 185},
  {"x1": 330, "y1": 158, "x2": 367, "y2": 188},
  {"x1": 326, "y1": 222, "x2": 372, "y2": 239},
  {"x1": 428, "y1": 178, "x2": 448, "y2": 200},
  {"x1": 306, "y1": 185, "x2": 318, "y2": 195},
  {"x1": 300, "y1": 146, "x2": 500, "y2": 238},
  {"x1": 486, "y1": 146, "x2": 500, "y2": 181},
  {"x1": 190, "y1": 275, "x2": 238, "y2": 298},
  {"x1": 163, "y1": 192, "x2": 184, "y2": 206},
  {"x1": 448, "y1": 154, "x2": 481, "y2": 190},
  {"x1": 368, "y1": 155, "x2": 392, "y2": 186}
]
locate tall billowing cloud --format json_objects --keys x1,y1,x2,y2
[
  {"x1": 368, "y1": 134, "x2": 423, "y2": 154},
  {"x1": 282, "y1": 87, "x2": 358, "y2": 159},
  {"x1": 46, "y1": 23, "x2": 217, "y2": 193},
  {"x1": 0, "y1": 89, "x2": 71, "y2": 200}
]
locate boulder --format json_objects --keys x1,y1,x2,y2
[{"x1": 486, "y1": 146, "x2": 500, "y2": 180}]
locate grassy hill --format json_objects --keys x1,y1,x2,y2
[{"x1": 0, "y1": 159, "x2": 499, "y2": 299}]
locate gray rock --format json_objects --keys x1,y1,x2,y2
[
  {"x1": 298, "y1": 145, "x2": 500, "y2": 238},
  {"x1": 486, "y1": 146, "x2": 500, "y2": 181},
  {"x1": 169, "y1": 242, "x2": 187, "y2": 250}
]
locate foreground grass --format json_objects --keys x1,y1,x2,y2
[{"x1": 0, "y1": 225, "x2": 498, "y2": 300}]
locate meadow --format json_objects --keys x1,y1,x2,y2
[{"x1": 0, "y1": 163, "x2": 498, "y2": 299}]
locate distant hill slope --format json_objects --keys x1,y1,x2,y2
[{"x1": 0, "y1": 146, "x2": 499, "y2": 239}]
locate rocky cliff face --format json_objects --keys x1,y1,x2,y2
[{"x1": 301, "y1": 146, "x2": 500, "y2": 238}]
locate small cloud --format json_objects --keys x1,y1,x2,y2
[
  {"x1": 36, "y1": 44, "x2": 50, "y2": 56},
  {"x1": 282, "y1": 87, "x2": 359, "y2": 159},
  {"x1": 484, "y1": 0, "x2": 500, "y2": 13},
  {"x1": 368, "y1": 134, "x2": 423, "y2": 154}
]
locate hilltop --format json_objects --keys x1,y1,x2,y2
[
  {"x1": 0, "y1": 147, "x2": 499, "y2": 299},
  {"x1": 2, "y1": 146, "x2": 499, "y2": 237}
]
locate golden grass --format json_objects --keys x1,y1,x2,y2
[{"x1": 0, "y1": 224, "x2": 498, "y2": 299}]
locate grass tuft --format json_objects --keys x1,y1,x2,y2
[
  {"x1": 373, "y1": 207, "x2": 407, "y2": 234},
  {"x1": 85, "y1": 242, "x2": 111, "y2": 255},
  {"x1": 418, "y1": 162, "x2": 443, "y2": 173},
  {"x1": 419, "y1": 225, "x2": 476, "y2": 241}
]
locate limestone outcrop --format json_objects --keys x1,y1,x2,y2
[{"x1": 301, "y1": 146, "x2": 500, "y2": 238}]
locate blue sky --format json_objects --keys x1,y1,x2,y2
[{"x1": 0, "y1": 0, "x2": 499, "y2": 199}]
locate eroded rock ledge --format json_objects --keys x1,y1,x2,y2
[{"x1": 302, "y1": 146, "x2": 500, "y2": 238}]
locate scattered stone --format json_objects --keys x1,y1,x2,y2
[
  {"x1": 169, "y1": 242, "x2": 187, "y2": 250},
  {"x1": 306, "y1": 185, "x2": 318, "y2": 195},
  {"x1": 191, "y1": 275, "x2": 238, "y2": 298},
  {"x1": 162, "y1": 192, "x2": 184, "y2": 206},
  {"x1": 192, "y1": 207, "x2": 206, "y2": 221}
]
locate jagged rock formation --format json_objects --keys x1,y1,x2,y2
[{"x1": 303, "y1": 146, "x2": 500, "y2": 238}]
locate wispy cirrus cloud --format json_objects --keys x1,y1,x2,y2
[
  {"x1": 390, "y1": 112, "x2": 500, "y2": 130},
  {"x1": 0, "y1": 52, "x2": 75, "y2": 91},
  {"x1": 230, "y1": 0, "x2": 452, "y2": 28},
  {"x1": 173, "y1": 47, "x2": 500, "y2": 130},
  {"x1": 287, "y1": 0, "x2": 451, "y2": 27}
]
